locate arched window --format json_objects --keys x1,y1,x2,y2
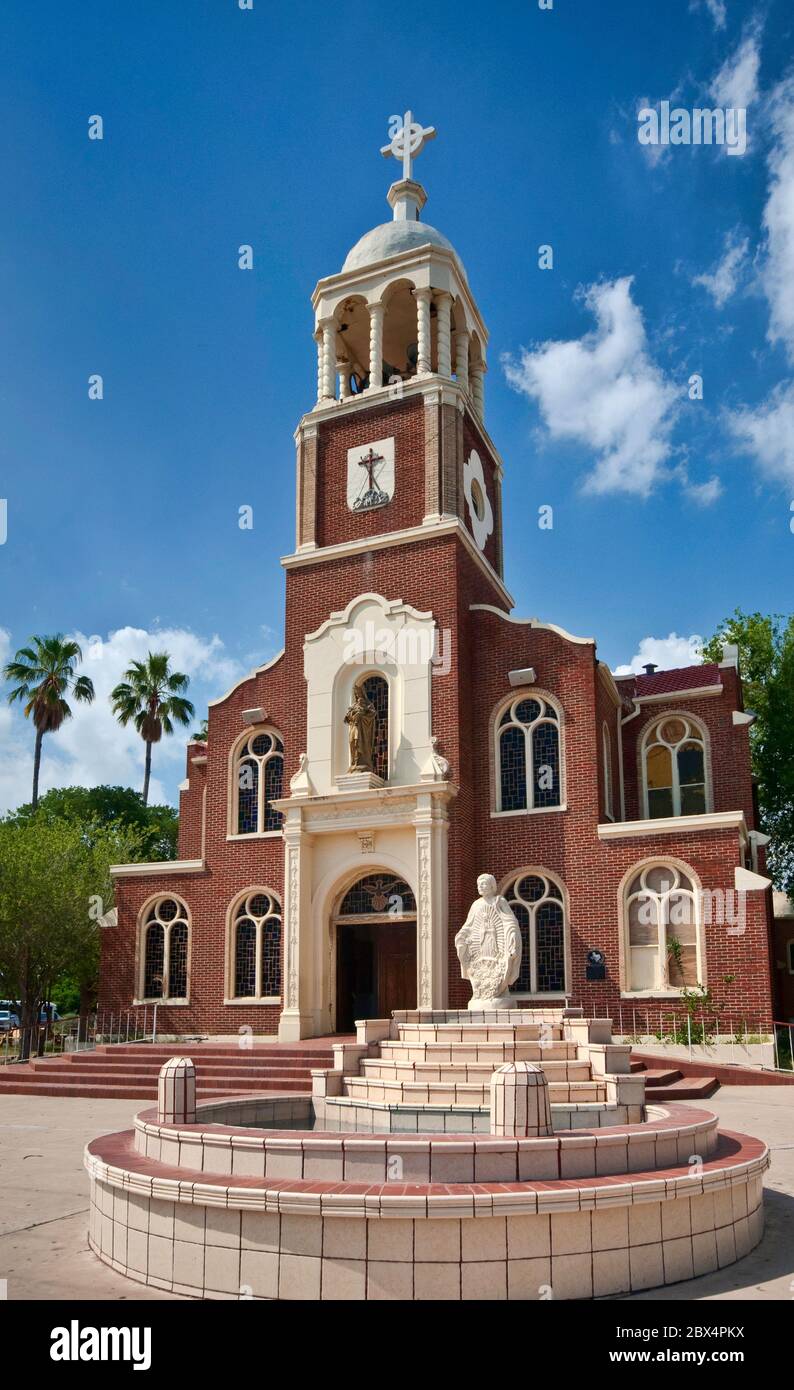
[
  {"x1": 338, "y1": 874, "x2": 416, "y2": 917},
  {"x1": 140, "y1": 896, "x2": 190, "y2": 1001},
  {"x1": 230, "y1": 890, "x2": 282, "y2": 999},
  {"x1": 497, "y1": 695, "x2": 561, "y2": 812},
  {"x1": 643, "y1": 715, "x2": 707, "y2": 818},
  {"x1": 625, "y1": 863, "x2": 700, "y2": 992},
  {"x1": 504, "y1": 873, "x2": 566, "y2": 994},
  {"x1": 234, "y1": 730, "x2": 284, "y2": 835},
  {"x1": 362, "y1": 674, "x2": 389, "y2": 781},
  {"x1": 603, "y1": 722, "x2": 614, "y2": 820}
]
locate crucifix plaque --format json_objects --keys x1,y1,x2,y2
[{"x1": 346, "y1": 436, "x2": 395, "y2": 513}]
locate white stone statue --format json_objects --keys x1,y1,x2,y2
[{"x1": 455, "y1": 873, "x2": 521, "y2": 1009}]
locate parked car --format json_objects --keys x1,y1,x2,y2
[
  {"x1": 39, "y1": 1007, "x2": 61, "y2": 1024},
  {"x1": 0, "y1": 1010, "x2": 20, "y2": 1032}
]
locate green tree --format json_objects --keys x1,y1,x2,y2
[
  {"x1": 3, "y1": 635, "x2": 95, "y2": 808},
  {"x1": 704, "y1": 610, "x2": 794, "y2": 895},
  {"x1": 8, "y1": 785, "x2": 178, "y2": 861},
  {"x1": 0, "y1": 816, "x2": 145, "y2": 1054},
  {"x1": 111, "y1": 652, "x2": 194, "y2": 806},
  {"x1": 191, "y1": 717, "x2": 208, "y2": 743}
]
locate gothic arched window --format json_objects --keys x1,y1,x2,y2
[
  {"x1": 504, "y1": 873, "x2": 566, "y2": 994},
  {"x1": 230, "y1": 890, "x2": 282, "y2": 999},
  {"x1": 140, "y1": 896, "x2": 190, "y2": 1001},
  {"x1": 625, "y1": 863, "x2": 700, "y2": 992},
  {"x1": 361, "y1": 675, "x2": 389, "y2": 781},
  {"x1": 234, "y1": 730, "x2": 284, "y2": 835},
  {"x1": 497, "y1": 695, "x2": 561, "y2": 812},
  {"x1": 642, "y1": 716, "x2": 707, "y2": 819}
]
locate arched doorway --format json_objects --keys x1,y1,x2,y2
[{"x1": 334, "y1": 873, "x2": 417, "y2": 1030}]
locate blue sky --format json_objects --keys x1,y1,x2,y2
[{"x1": 1, "y1": 0, "x2": 793, "y2": 811}]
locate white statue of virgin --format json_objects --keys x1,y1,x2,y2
[{"x1": 454, "y1": 873, "x2": 522, "y2": 1009}]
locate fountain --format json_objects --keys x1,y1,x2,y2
[{"x1": 84, "y1": 876, "x2": 768, "y2": 1300}]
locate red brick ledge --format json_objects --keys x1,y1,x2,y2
[{"x1": 85, "y1": 1128, "x2": 769, "y2": 1219}]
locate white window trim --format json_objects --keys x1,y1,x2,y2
[
  {"x1": 498, "y1": 867, "x2": 570, "y2": 996},
  {"x1": 225, "y1": 887, "x2": 283, "y2": 1003},
  {"x1": 492, "y1": 688, "x2": 565, "y2": 815},
  {"x1": 619, "y1": 857, "x2": 705, "y2": 997},
  {"x1": 136, "y1": 893, "x2": 191, "y2": 1004},
  {"x1": 639, "y1": 711, "x2": 712, "y2": 820},
  {"x1": 227, "y1": 725, "x2": 285, "y2": 837}
]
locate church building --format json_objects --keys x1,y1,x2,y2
[{"x1": 101, "y1": 115, "x2": 776, "y2": 1039}]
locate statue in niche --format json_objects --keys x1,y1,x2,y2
[
  {"x1": 455, "y1": 873, "x2": 522, "y2": 1009},
  {"x1": 345, "y1": 679, "x2": 377, "y2": 773}
]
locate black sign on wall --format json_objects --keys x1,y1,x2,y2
[{"x1": 586, "y1": 948, "x2": 606, "y2": 982}]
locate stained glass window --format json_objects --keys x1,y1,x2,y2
[
  {"x1": 231, "y1": 891, "x2": 282, "y2": 999},
  {"x1": 141, "y1": 897, "x2": 190, "y2": 1000},
  {"x1": 235, "y1": 730, "x2": 285, "y2": 834},
  {"x1": 625, "y1": 863, "x2": 699, "y2": 991},
  {"x1": 643, "y1": 716, "x2": 706, "y2": 819},
  {"x1": 504, "y1": 873, "x2": 566, "y2": 994},
  {"x1": 362, "y1": 675, "x2": 389, "y2": 781},
  {"x1": 497, "y1": 696, "x2": 561, "y2": 812},
  {"x1": 338, "y1": 874, "x2": 417, "y2": 918}
]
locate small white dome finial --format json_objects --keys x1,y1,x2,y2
[{"x1": 381, "y1": 111, "x2": 436, "y2": 223}]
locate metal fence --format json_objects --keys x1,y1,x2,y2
[
  {"x1": 610, "y1": 1003, "x2": 793, "y2": 1072},
  {"x1": 0, "y1": 1005, "x2": 157, "y2": 1065}
]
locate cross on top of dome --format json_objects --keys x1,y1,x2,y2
[{"x1": 381, "y1": 111, "x2": 436, "y2": 182}]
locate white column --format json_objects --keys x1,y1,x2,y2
[
  {"x1": 319, "y1": 318, "x2": 336, "y2": 401},
  {"x1": 414, "y1": 287, "x2": 433, "y2": 375},
  {"x1": 435, "y1": 292, "x2": 452, "y2": 378},
  {"x1": 367, "y1": 302, "x2": 384, "y2": 391},
  {"x1": 314, "y1": 330, "x2": 324, "y2": 406},
  {"x1": 278, "y1": 812, "x2": 315, "y2": 1040},
  {"x1": 455, "y1": 329, "x2": 470, "y2": 395},
  {"x1": 414, "y1": 793, "x2": 449, "y2": 1010},
  {"x1": 337, "y1": 359, "x2": 350, "y2": 400},
  {"x1": 471, "y1": 359, "x2": 486, "y2": 418}
]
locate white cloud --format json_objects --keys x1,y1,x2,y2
[
  {"x1": 0, "y1": 628, "x2": 11, "y2": 666},
  {"x1": 728, "y1": 380, "x2": 794, "y2": 485},
  {"x1": 692, "y1": 228, "x2": 750, "y2": 306},
  {"x1": 690, "y1": 0, "x2": 726, "y2": 30},
  {"x1": 761, "y1": 76, "x2": 794, "y2": 361},
  {"x1": 614, "y1": 633, "x2": 704, "y2": 676},
  {"x1": 0, "y1": 625, "x2": 245, "y2": 815},
  {"x1": 683, "y1": 475, "x2": 723, "y2": 505},
  {"x1": 710, "y1": 26, "x2": 762, "y2": 112},
  {"x1": 503, "y1": 277, "x2": 679, "y2": 496}
]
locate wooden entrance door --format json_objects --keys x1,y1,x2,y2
[{"x1": 377, "y1": 924, "x2": 416, "y2": 1017}]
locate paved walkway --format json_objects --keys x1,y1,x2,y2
[{"x1": 0, "y1": 1087, "x2": 790, "y2": 1300}]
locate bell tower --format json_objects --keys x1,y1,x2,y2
[
  {"x1": 277, "y1": 115, "x2": 514, "y2": 1041},
  {"x1": 288, "y1": 112, "x2": 509, "y2": 600}
]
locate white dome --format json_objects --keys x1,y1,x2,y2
[{"x1": 342, "y1": 219, "x2": 466, "y2": 276}]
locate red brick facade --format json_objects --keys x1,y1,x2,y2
[{"x1": 99, "y1": 377, "x2": 776, "y2": 1037}]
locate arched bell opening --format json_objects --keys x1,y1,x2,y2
[{"x1": 334, "y1": 295, "x2": 370, "y2": 395}]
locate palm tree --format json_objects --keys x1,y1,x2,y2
[
  {"x1": 111, "y1": 651, "x2": 194, "y2": 805},
  {"x1": 3, "y1": 634, "x2": 95, "y2": 808}
]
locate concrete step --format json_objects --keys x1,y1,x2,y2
[
  {"x1": 644, "y1": 1075, "x2": 719, "y2": 1101},
  {"x1": 640, "y1": 1068, "x2": 683, "y2": 1088},
  {"x1": 395, "y1": 1023, "x2": 566, "y2": 1044},
  {"x1": 359, "y1": 1059, "x2": 594, "y2": 1083},
  {"x1": 378, "y1": 1041, "x2": 579, "y2": 1064},
  {"x1": 341, "y1": 1075, "x2": 608, "y2": 1106}
]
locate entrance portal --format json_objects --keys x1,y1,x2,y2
[{"x1": 333, "y1": 873, "x2": 417, "y2": 1031}]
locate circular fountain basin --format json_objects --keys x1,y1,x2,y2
[{"x1": 85, "y1": 1091, "x2": 768, "y2": 1301}]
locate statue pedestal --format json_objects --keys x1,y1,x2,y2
[
  {"x1": 336, "y1": 772, "x2": 385, "y2": 793},
  {"x1": 468, "y1": 990, "x2": 513, "y2": 1011}
]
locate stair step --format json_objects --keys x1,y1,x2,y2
[
  {"x1": 640, "y1": 1069, "x2": 683, "y2": 1087},
  {"x1": 646, "y1": 1076, "x2": 719, "y2": 1101}
]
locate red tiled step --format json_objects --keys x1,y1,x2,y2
[
  {"x1": 640, "y1": 1068, "x2": 683, "y2": 1088},
  {"x1": 644, "y1": 1074, "x2": 719, "y2": 1101}
]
